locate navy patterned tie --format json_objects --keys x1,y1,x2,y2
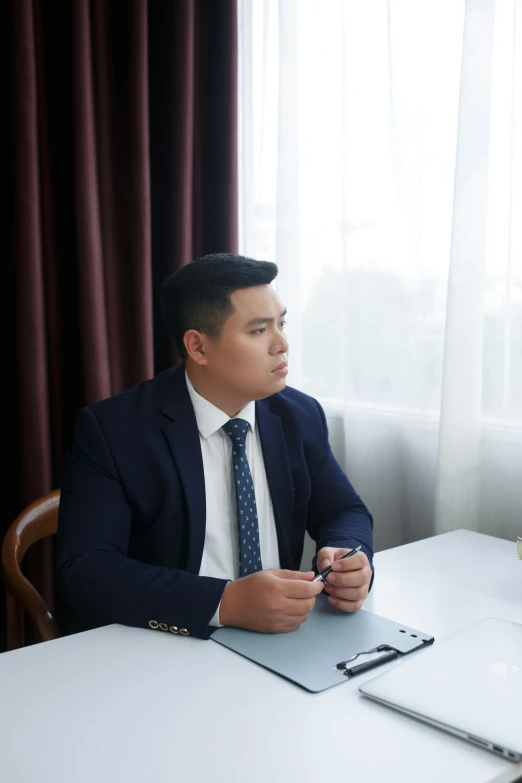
[{"x1": 222, "y1": 418, "x2": 263, "y2": 577}]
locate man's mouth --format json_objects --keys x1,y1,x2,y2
[{"x1": 272, "y1": 362, "x2": 288, "y2": 376}]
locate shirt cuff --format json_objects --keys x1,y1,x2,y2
[
  {"x1": 208, "y1": 579, "x2": 234, "y2": 628},
  {"x1": 208, "y1": 602, "x2": 222, "y2": 627}
]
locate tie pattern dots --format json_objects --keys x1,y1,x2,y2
[{"x1": 222, "y1": 418, "x2": 263, "y2": 578}]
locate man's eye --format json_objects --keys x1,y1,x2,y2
[
  {"x1": 279, "y1": 320, "x2": 287, "y2": 328},
  {"x1": 253, "y1": 328, "x2": 266, "y2": 335}
]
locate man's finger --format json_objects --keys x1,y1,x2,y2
[
  {"x1": 271, "y1": 569, "x2": 315, "y2": 581},
  {"x1": 330, "y1": 552, "x2": 368, "y2": 572},
  {"x1": 284, "y1": 599, "x2": 316, "y2": 616},
  {"x1": 280, "y1": 622, "x2": 303, "y2": 633},
  {"x1": 328, "y1": 598, "x2": 364, "y2": 613},
  {"x1": 323, "y1": 584, "x2": 369, "y2": 602},
  {"x1": 325, "y1": 565, "x2": 371, "y2": 588},
  {"x1": 317, "y1": 547, "x2": 340, "y2": 572},
  {"x1": 282, "y1": 578, "x2": 324, "y2": 599}
]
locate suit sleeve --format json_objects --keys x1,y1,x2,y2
[
  {"x1": 306, "y1": 400, "x2": 374, "y2": 587},
  {"x1": 56, "y1": 407, "x2": 228, "y2": 640}
]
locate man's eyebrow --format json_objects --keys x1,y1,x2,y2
[{"x1": 245, "y1": 308, "x2": 287, "y2": 328}]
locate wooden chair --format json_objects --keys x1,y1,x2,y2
[{"x1": 2, "y1": 489, "x2": 61, "y2": 650}]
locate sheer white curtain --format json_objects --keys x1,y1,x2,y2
[{"x1": 238, "y1": 0, "x2": 522, "y2": 552}]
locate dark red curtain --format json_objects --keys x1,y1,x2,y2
[{"x1": 2, "y1": 0, "x2": 238, "y2": 651}]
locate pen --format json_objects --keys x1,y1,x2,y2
[{"x1": 312, "y1": 545, "x2": 362, "y2": 582}]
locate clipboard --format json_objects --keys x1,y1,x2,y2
[{"x1": 211, "y1": 595, "x2": 434, "y2": 692}]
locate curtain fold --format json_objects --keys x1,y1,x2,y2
[
  {"x1": 434, "y1": 1, "x2": 495, "y2": 534},
  {"x1": 3, "y1": 0, "x2": 238, "y2": 650},
  {"x1": 149, "y1": 0, "x2": 238, "y2": 371}
]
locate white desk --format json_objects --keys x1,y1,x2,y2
[{"x1": 0, "y1": 529, "x2": 521, "y2": 783}]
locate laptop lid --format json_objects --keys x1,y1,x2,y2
[{"x1": 359, "y1": 617, "x2": 522, "y2": 762}]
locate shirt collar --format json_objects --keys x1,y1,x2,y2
[{"x1": 185, "y1": 370, "x2": 256, "y2": 440}]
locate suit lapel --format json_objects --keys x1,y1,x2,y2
[
  {"x1": 162, "y1": 366, "x2": 206, "y2": 574},
  {"x1": 256, "y1": 399, "x2": 295, "y2": 569},
  {"x1": 161, "y1": 367, "x2": 295, "y2": 573}
]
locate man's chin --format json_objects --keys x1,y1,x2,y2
[
  {"x1": 251, "y1": 376, "x2": 287, "y2": 401},
  {"x1": 270, "y1": 374, "x2": 288, "y2": 392}
]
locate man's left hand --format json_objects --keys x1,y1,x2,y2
[{"x1": 316, "y1": 547, "x2": 372, "y2": 612}]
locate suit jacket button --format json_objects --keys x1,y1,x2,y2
[
  {"x1": 159, "y1": 623, "x2": 169, "y2": 631},
  {"x1": 179, "y1": 628, "x2": 190, "y2": 636},
  {"x1": 149, "y1": 620, "x2": 159, "y2": 629},
  {"x1": 169, "y1": 626, "x2": 179, "y2": 634}
]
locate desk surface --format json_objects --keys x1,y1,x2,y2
[{"x1": 1, "y1": 529, "x2": 521, "y2": 783}]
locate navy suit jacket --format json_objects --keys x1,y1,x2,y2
[{"x1": 56, "y1": 364, "x2": 374, "y2": 640}]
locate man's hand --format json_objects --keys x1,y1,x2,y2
[
  {"x1": 219, "y1": 569, "x2": 324, "y2": 633},
  {"x1": 317, "y1": 547, "x2": 372, "y2": 612}
]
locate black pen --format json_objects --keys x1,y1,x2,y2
[{"x1": 312, "y1": 545, "x2": 362, "y2": 583}]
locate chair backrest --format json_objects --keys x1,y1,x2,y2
[{"x1": 2, "y1": 489, "x2": 61, "y2": 650}]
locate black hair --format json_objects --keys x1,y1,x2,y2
[{"x1": 159, "y1": 253, "x2": 278, "y2": 360}]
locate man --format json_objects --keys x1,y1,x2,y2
[{"x1": 56, "y1": 253, "x2": 374, "y2": 640}]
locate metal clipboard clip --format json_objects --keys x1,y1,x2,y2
[{"x1": 335, "y1": 644, "x2": 400, "y2": 677}]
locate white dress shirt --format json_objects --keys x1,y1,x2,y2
[{"x1": 185, "y1": 372, "x2": 281, "y2": 626}]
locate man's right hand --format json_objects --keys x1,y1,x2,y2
[{"x1": 219, "y1": 569, "x2": 324, "y2": 633}]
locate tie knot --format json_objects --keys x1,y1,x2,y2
[{"x1": 222, "y1": 418, "x2": 249, "y2": 445}]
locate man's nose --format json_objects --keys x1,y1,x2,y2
[{"x1": 272, "y1": 330, "x2": 288, "y2": 355}]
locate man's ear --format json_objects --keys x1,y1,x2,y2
[{"x1": 184, "y1": 330, "x2": 208, "y2": 365}]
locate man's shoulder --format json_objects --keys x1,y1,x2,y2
[{"x1": 86, "y1": 365, "x2": 179, "y2": 422}]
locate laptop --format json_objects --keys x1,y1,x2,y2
[{"x1": 359, "y1": 617, "x2": 522, "y2": 762}]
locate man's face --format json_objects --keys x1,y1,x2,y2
[{"x1": 203, "y1": 285, "x2": 289, "y2": 401}]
